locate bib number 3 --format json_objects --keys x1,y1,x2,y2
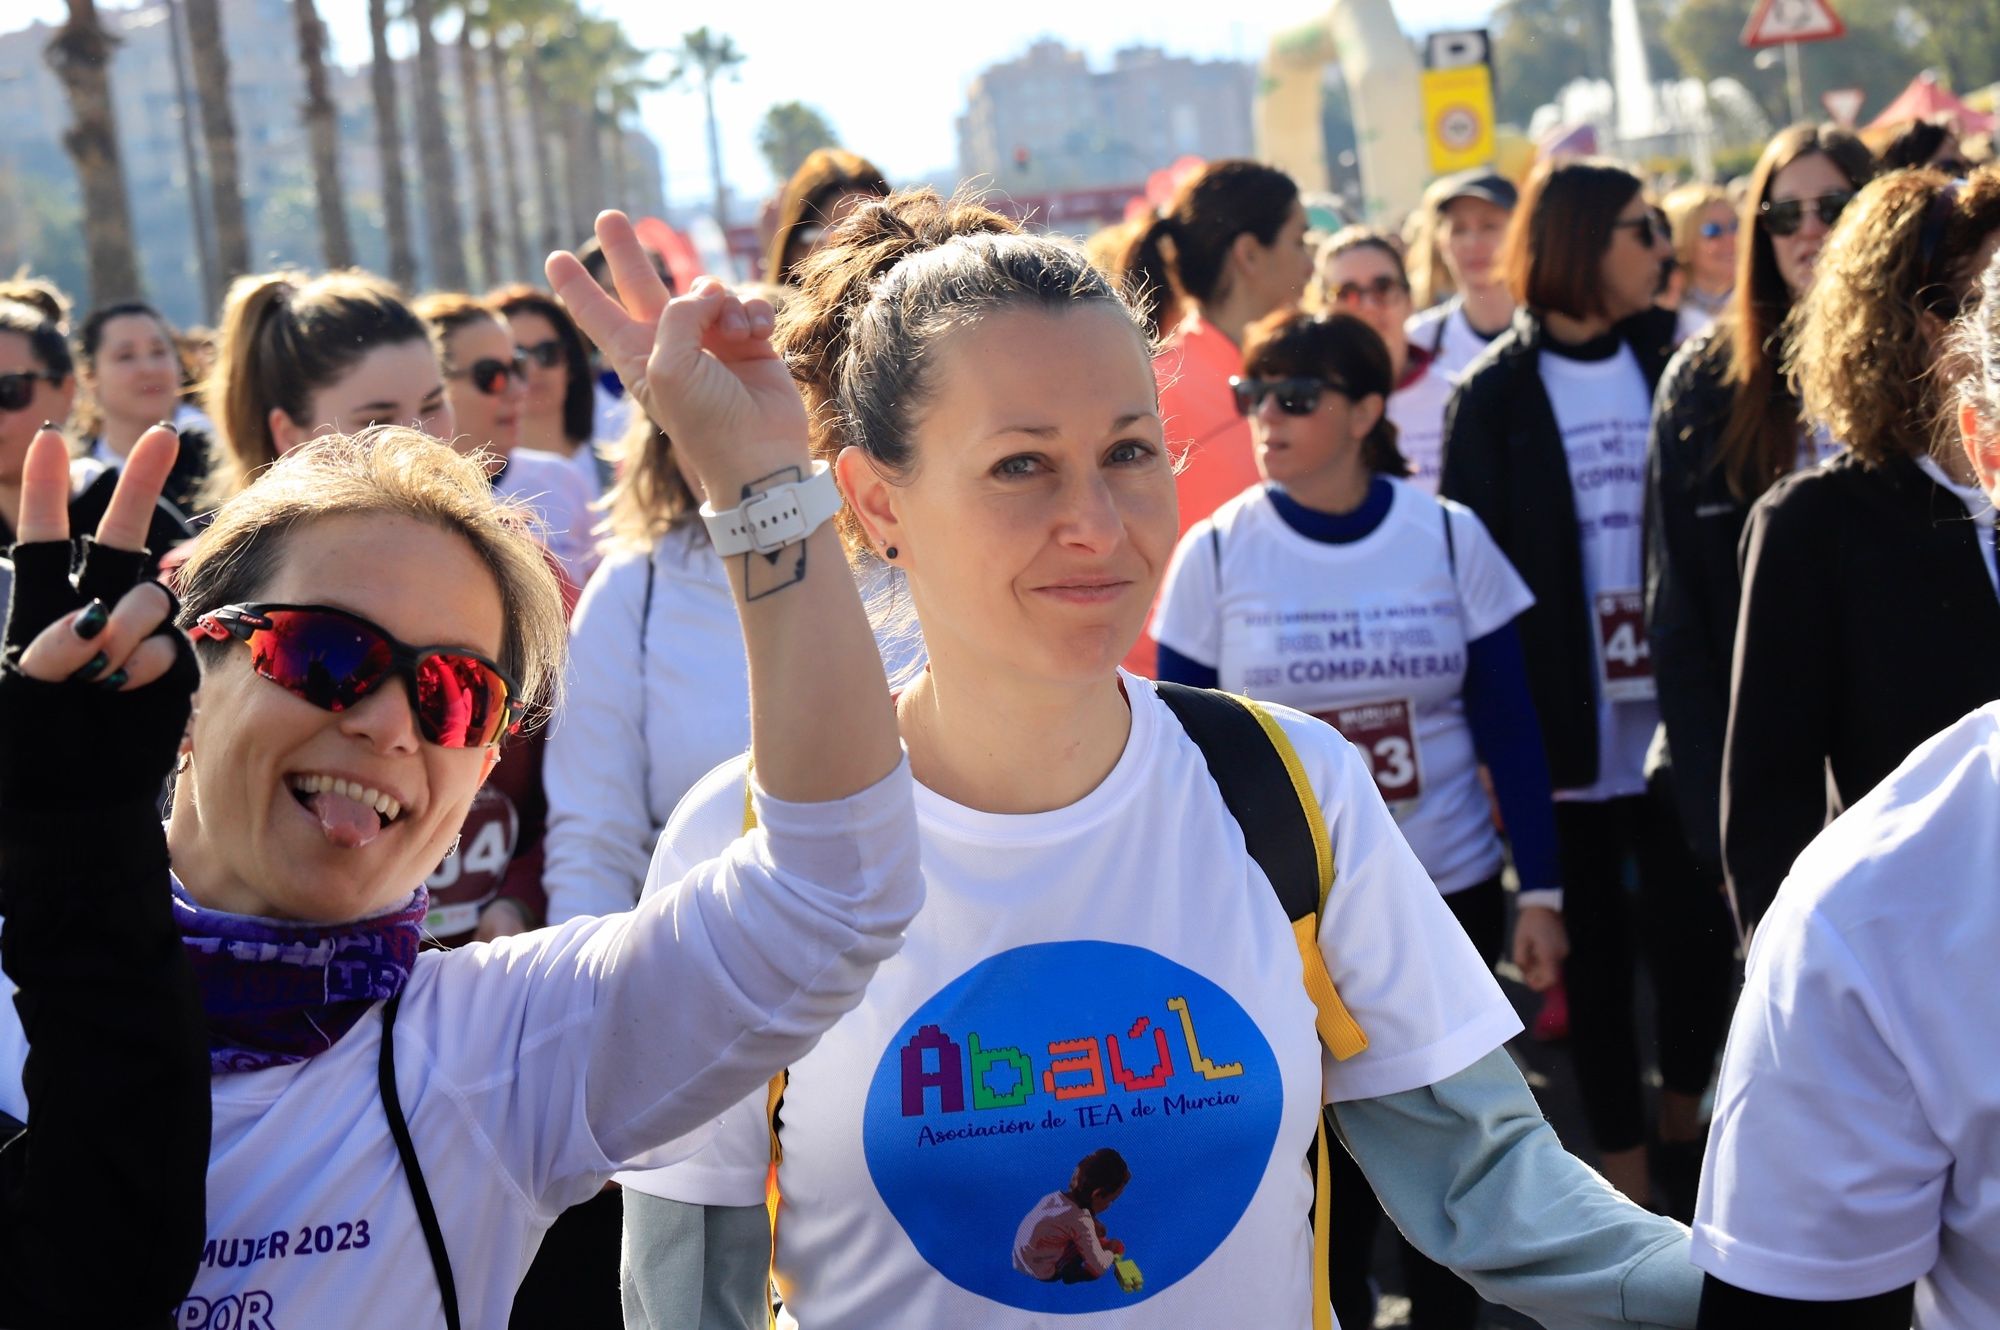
[
  {"x1": 1594, "y1": 590, "x2": 1655, "y2": 702},
  {"x1": 1319, "y1": 698, "x2": 1422, "y2": 804}
]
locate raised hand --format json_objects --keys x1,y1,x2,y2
[{"x1": 545, "y1": 210, "x2": 812, "y2": 502}]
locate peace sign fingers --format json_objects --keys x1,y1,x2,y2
[
  {"x1": 13, "y1": 427, "x2": 74, "y2": 545},
  {"x1": 90, "y1": 423, "x2": 179, "y2": 553}
]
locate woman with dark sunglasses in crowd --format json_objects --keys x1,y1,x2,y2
[
  {"x1": 494, "y1": 284, "x2": 614, "y2": 504},
  {"x1": 1723, "y1": 167, "x2": 2000, "y2": 940},
  {"x1": 0, "y1": 221, "x2": 924, "y2": 1328},
  {"x1": 0, "y1": 298, "x2": 189, "y2": 597},
  {"x1": 417, "y1": 292, "x2": 598, "y2": 591},
  {"x1": 1152, "y1": 308, "x2": 1566, "y2": 1330},
  {"x1": 1440, "y1": 158, "x2": 1722, "y2": 1216},
  {"x1": 1313, "y1": 227, "x2": 1456, "y2": 492},
  {"x1": 1645, "y1": 125, "x2": 1873, "y2": 898}
]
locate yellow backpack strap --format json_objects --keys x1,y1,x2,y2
[
  {"x1": 744, "y1": 776, "x2": 787, "y2": 1330},
  {"x1": 1153, "y1": 682, "x2": 1366, "y2": 1330}
]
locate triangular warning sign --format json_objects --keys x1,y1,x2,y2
[
  {"x1": 1821, "y1": 86, "x2": 1866, "y2": 128},
  {"x1": 1742, "y1": 0, "x2": 1847, "y2": 47}
]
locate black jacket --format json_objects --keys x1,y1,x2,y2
[
  {"x1": 1723, "y1": 451, "x2": 2000, "y2": 934},
  {"x1": 1644, "y1": 326, "x2": 1747, "y2": 880},
  {"x1": 1440, "y1": 306, "x2": 1679, "y2": 790}
]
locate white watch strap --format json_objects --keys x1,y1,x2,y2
[{"x1": 699, "y1": 459, "x2": 841, "y2": 557}]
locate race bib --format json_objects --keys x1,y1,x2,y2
[
  {"x1": 1318, "y1": 699, "x2": 1421, "y2": 803},
  {"x1": 1593, "y1": 590, "x2": 1655, "y2": 702}
]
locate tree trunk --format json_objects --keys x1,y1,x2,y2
[
  {"x1": 522, "y1": 54, "x2": 562, "y2": 259},
  {"x1": 293, "y1": 0, "x2": 353, "y2": 270},
  {"x1": 558, "y1": 101, "x2": 591, "y2": 254},
  {"x1": 701, "y1": 74, "x2": 727, "y2": 227},
  {"x1": 486, "y1": 36, "x2": 530, "y2": 283},
  {"x1": 164, "y1": 0, "x2": 216, "y2": 317},
  {"x1": 45, "y1": 0, "x2": 145, "y2": 307},
  {"x1": 455, "y1": 23, "x2": 502, "y2": 289},
  {"x1": 182, "y1": 0, "x2": 251, "y2": 282},
  {"x1": 606, "y1": 117, "x2": 629, "y2": 215},
  {"x1": 408, "y1": 0, "x2": 468, "y2": 290},
  {"x1": 367, "y1": 0, "x2": 416, "y2": 290}
]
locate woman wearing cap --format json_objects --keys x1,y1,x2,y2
[
  {"x1": 0, "y1": 215, "x2": 925, "y2": 1329},
  {"x1": 1407, "y1": 170, "x2": 1520, "y2": 382},
  {"x1": 1645, "y1": 124, "x2": 1873, "y2": 895}
]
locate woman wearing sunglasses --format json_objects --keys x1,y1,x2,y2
[
  {"x1": 493, "y1": 284, "x2": 614, "y2": 503},
  {"x1": 1659, "y1": 185, "x2": 1736, "y2": 344},
  {"x1": 1313, "y1": 228, "x2": 1455, "y2": 492},
  {"x1": 202, "y1": 269, "x2": 451, "y2": 511},
  {"x1": 1152, "y1": 308, "x2": 1567, "y2": 1330},
  {"x1": 1645, "y1": 125, "x2": 1872, "y2": 900},
  {"x1": 1723, "y1": 167, "x2": 2000, "y2": 940},
  {"x1": 1439, "y1": 157, "x2": 1717, "y2": 1215},
  {"x1": 416, "y1": 292, "x2": 597, "y2": 590},
  {"x1": 618, "y1": 187, "x2": 1697, "y2": 1330},
  {"x1": 0, "y1": 216, "x2": 924, "y2": 1327},
  {"x1": 0, "y1": 298, "x2": 190, "y2": 595}
]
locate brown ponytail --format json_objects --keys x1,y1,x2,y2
[
  {"x1": 203, "y1": 268, "x2": 428, "y2": 506},
  {"x1": 1111, "y1": 160, "x2": 1300, "y2": 340}
]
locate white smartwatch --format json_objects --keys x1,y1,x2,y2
[{"x1": 699, "y1": 459, "x2": 842, "y2": 557}]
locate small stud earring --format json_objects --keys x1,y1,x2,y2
[
  {"x1": 883, "y1": 545, "x2": 899, "y2": 560},
  {"x1": 175, "y1": 752, "x2": 192, "y2": 774}
]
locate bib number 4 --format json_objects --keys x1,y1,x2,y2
[
  {"x1": 1594, "y1": 590, "x2": 1655, "y2": 702},
  {"x1": 1318, "y1": 699, "x2": 1422, "y2": 803}
]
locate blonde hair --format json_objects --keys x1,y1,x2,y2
[
  {"x1": 175, "y1": 426, "x2": 568, "y2": 723},
  {"x1": 1661, "y1": 182, "x2": 1730, "y2": 270},
  {"x1": 598, "y1": 406, "x2": 700, "y2": 554},
  {"x1": 203, "y1": 269, "x2": 428, "y2": 508},
  {"x1": 1787, "y1": 168, "x2": 2000, "y2": 465}
]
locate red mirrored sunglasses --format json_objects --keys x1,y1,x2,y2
[{"x1": 191, "y1": 603, "x2": 520, "y2": 749}]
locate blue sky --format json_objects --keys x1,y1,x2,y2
[{"x1": 21, "y1": 0, "x2": 1500, "y2": 203}]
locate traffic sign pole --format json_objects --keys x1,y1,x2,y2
[{"x1": 1785, "y1": 40, "x2": 1805, "y2": 123}]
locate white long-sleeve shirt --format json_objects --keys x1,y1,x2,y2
[{"x1": 0, "y1": 761, "x2": 921, "y2": 1330}]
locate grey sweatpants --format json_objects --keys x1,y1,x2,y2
[{"x1": 620, "y1": 1193, "x2": 771, "y2": 1330}]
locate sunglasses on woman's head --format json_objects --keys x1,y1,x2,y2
[
  {"x1": 191, "y1": 603, "x2": 520, "y2": 749},
  {"x1": 447, "y1": 353, "x2": 530, "y2": 396},
  {"x1": 1759, "y1": 191, "x2": 1855, "y2": 237},
  {"x1": 0, "y1": 370, "x2": 65, "y2": 414},
  {"x1": 1229, "y1": 376, "x2": 1347, "y2": 417},
  {"x1": 518, "y1": 339, "x2": 564, "y2": 370}
]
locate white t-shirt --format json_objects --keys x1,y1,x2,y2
[
  {"x1": 1150, "y1": 480, "x2": 1532, "y2": 895},
  {"x1": 1693, "y1": 702, "x2": 2000, "y2": 1326},
  {"x1": 1405, "y1": 299, "x2": 1502, "y2": 384},
  {"x1": 622, "y1": 678, "x2": 1521, "y2": 1326},
  {"x1": 1538, "y1": 344, "x2": 1657, "y2": 802},
  {"x1": 0, "y1": 767, "x2": 922, "y2": 1330},
  {"x1": 1388, "y1": 363, "x2": 1456, "y2": 495},
  {"x1": 493, "y1": 447, "x2": 600, "y2": 588}
]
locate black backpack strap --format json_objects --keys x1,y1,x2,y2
[
  {"x1": 380, "y1": 988, "x2": 462, "y2": 1330},
  {"x1": 1154, "y1": 682, "x2": 1319, "y2": 924},
  {"x1": 1442, "y1": 503, "x2": 1457, "y2": 575}
]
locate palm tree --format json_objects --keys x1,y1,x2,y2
[
  {"x1": 452, "y1": 1, "x2": 502, "y2": 287},
  {"x1": 757, "y1": 101, "x2": 840, "y2": 185},
  {"x1": 164, "y1": 0, "x2": 217, "y2": 316},
  {"x1": 181, "y1": 0, "x2": 251, "y2": 281},
  {"x1": 408, "y1": 0, "x2": 470, "y2": 289},
  {"x1": 293, "y1": 0, "x2": 354, "y2": 270},
  {"x1": 482, "y1": 23, "x2": 531, "y2": 279},
  {"x1": 671, "y1": 27, "x2": 745, "y2": 227},
  {"x1": 43, "y1": 0, "x2": 144, "y2": 305},
  {"x1": 367, "y1": 0, "x2": 418, "y2": 289}
]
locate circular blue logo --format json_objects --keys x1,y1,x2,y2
[{"x1": 861, "y1": 941, "x2": 1283, "y2": 1313}]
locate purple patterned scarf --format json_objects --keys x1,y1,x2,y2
[{"x1": 171, "y1": 879, "x2": 427, "y2": 1075}]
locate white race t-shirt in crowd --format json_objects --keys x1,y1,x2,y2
[
  {"x1": 1151, "y1": 480, "x2": 1532, "y2": 896},
  {"x1": 492, "y1": 447, "x2": 600, "y2": 589},
  {"x1": 0, "y1": 767, "x2": 923, "y2": 1330},
  {"x1": 1405, "y1": 299, "x2": 1503, "y2": 384},
  {"x1": 544, "y1": 531, "x2": 750, "y2": 926},
  {"x1": 1388, "y1": 362, "x2": 1456, "y2": 495},
  {"x1": 1538, "y1": 344, "x2": 1657, "y2": 802},
  {"x1": 1693, "y1": 702, "x2": 2000, "y2": 1326},
  {"x1": 622, "y1": 679, "x2": 1521, "y2": 1327}
]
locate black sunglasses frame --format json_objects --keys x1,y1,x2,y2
[
  {"x1": 193, "y1": 602, "x2": 522, "y2": 748},
  {"x1": 518, "y1": 339, "x2": 565, "y2": 370},
  {"x1": 1229, "y1": 375, "x2": 1350, "y2": 417},
  {"x1": 1334, "y1": 276, "x2": 1410, "y2": 306},
  {"x1": 448, "y1": 354, "x2": 530, "y2": 396},
  {"x1": 1758, "y1": 190, "x2": 1856, "y2": 238},
  {"x1": 0, "y1": 369, "x2": 66, "y2": 414}
]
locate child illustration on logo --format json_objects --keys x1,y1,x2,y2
[{"x1": 1011, "y1": 1148, "x2": 1141, "y2": 1289}]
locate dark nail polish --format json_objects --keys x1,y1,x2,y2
[
  {"x1": 39, "y1": 420, "x2": 55, "y2": 431},
  {"x1": 155, "y1": 419, "x2": 178, "y2": 435},
  {"x1": 74, "y1": 601, "x2": 109, "y2": 640},
  {"x1": 96, "y1": 669, "x2": 128, "y2": 692},
  {"x1": 70, "y1": 652, "x2": 109, "y2": 682}
]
